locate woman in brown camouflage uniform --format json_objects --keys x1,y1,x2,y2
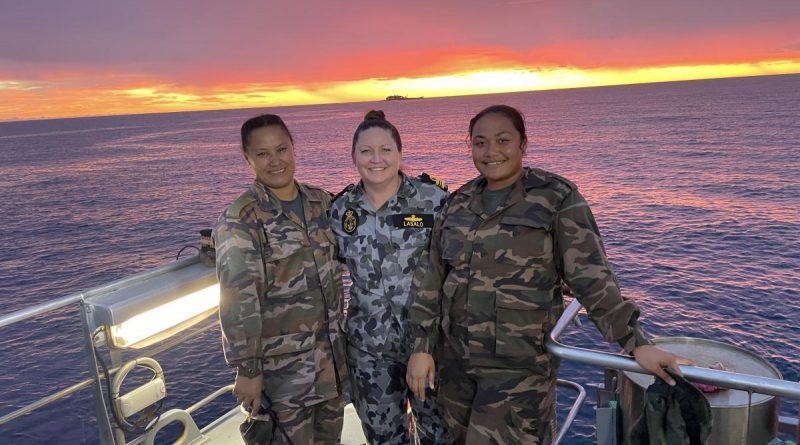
[
  {"x1": 215, "y1": 114, "x2": 349, "y2": 445},
  {"x1": 406, "y1": 105, "x2": 691, "y2": 444}
]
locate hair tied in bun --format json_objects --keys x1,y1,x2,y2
[
  {"x1": 364, "y1": 110, "x2": 386, "y2": 121},
  {"x1": 352, "y1": 109, "x2": 401, "y2": 154}
]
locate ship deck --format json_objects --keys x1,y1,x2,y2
[
  {"x1": 199, "y1": 404, "x2": 366, "y2": 445},
  {"x1": 0, "y1": 256, "x2": 797, "y2": 444}
]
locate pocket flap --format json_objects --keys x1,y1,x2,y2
[
  {"x1": 500, "y1": 215, "x2": 550, "y2": 230},
  {"x1": 496, "y1": 289, "x2": 552, "y2": 310},
  {"x1": 262, "y1": 332, "x2": 315, "y2": 356},
  {"x1": 393, "y1": 228, "x2": 429, "y2": 248},
  {"x1": 265, "y1": 238, "x2": 305, "y2": 261}
]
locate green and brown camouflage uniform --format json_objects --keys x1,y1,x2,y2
[
  {"x1": 330, "y1": 173, "x2": 452, "y2": 445},
  {"x1": 408, "y1": 167, "x2": 653, "y2": 445},
  {"x1": 215, "y1": 180, "x2": 349, "y2": 445}
]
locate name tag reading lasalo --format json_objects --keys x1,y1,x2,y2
[{"x1": 390, "y1": 214, "x2": 434, "y2": 229}]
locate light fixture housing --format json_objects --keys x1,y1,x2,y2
[{"x1": 87, "y1": 257, "x2": 218, "y2": 349}]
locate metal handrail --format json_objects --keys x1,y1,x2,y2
[
  {"x1": 553, "y1": 379, "x2": 587, "y2": 445},
  {"x1": 0, "y1": 378, "x2": 95, "y2": 425},
  {"x1": 0, "y1": 316, "x2": 220, "y2": 427},
  {"x1": 125, "y1": 384, "x2": 236, "y2": 445},
  {"x1": 0, "y1": 279, "x2": 219, "y2": 427},
  {"x1": 546, "y1": 299, "x2": 800, "y2": 401},
  {"x1": 0, "y1": 292, "x2": 86, "y2": 329},
  {"x1": 187, "y1": 384, "x2": 235, "y2": 414},
  {"x1": 0, "y1": 257, "x2": 198, "y2": 329}
]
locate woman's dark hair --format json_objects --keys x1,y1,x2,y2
[
  {"x1": 240, "y1": 114, "x2": 294, "y2": 152},
  {"x1": 351, "y1": 110, "x2": 402, "y2": 155},
  {"x1": 468, "y1": 105, "x2": 527, "y2": 145}
]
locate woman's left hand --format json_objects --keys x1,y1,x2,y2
[{"x1": 632, "y1": 345, "x2": 695, "y2": 386}]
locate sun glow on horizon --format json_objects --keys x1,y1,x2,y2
[
  {"x1": 2, "y1": 60, "x2": 799, "y2": 121},
  {"x1": 340, "y1": 60, "x2": 800, "y2": 100}
]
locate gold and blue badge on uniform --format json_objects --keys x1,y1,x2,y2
[
  {"x1": 391, "y1": 214, "x2": 434, "y2": 229},
  {"x1": 342, "y1": 208, "x2": 359, "y2": 234}
]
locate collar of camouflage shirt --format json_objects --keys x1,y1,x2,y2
[{"x1": 253, "y1": 180, "x2": 324, "y2": 210}]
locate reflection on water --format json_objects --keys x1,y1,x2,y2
[{"x1": 1, "y1": 75, "x2": 798, "y2": 444}]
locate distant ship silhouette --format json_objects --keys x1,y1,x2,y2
[{"x1": 385, "y1": 95, "x2": 424, "y2": 101}]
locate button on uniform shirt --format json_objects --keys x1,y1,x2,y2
[{"x1": 330, "y1": 173, "x2": 448, "y2": 359}]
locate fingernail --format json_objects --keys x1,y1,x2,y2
[{"x1": 668, "y1": 380, "x2": 676, "y2": 386}]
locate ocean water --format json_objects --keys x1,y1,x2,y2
[{"x1": 1, "y1": 74, "x2": 798, "y2": 444}]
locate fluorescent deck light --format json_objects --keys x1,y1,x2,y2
[
  {"x1": 108, "y1": 283, "x2": 219, "y2": 348},
  {"x1": 86, "y1": 257, "x2": 219, "y2": 349}
]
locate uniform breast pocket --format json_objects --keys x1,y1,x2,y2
[
  {"x1": 494, "y1": 288, "x2": 552, "y2": 359},
  {"x1": 440, "y1": 225, "x2": 469, "y2": 266},
  {"x1": 264, "y1": 230, "x2": 309, "y2": 297},
  {"x1": 389, "y1": 228, "x2": 430, "y2": 275},
  {"x1": 391, "y1": 227, "x2": 430, "y2": 264},
  {"x1": 391, "y1": 226, "x2": 430, "y2": 247},
  {"x1": 316, "y1": 229, "x2": 337, "y2": 261},
  {"x1": 494, "y1": 215, "x2": 552, "y2": 267}
]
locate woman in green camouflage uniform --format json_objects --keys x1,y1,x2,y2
[
  {"x1": 215, "y1": 114, "x2": 349, "y2": 445},
  {"x1": 330, "y1": 110, "x2": 452, "y2": 444},
  {"x1": 406, "y1": 105, "x2": 691, "y2": 444}
]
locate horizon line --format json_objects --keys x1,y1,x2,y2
[{"x1": 2, "y1": 71, "x2": 798, "y2": 125}]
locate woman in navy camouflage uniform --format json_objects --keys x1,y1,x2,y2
[
  {"x1": 406, "y1": 105, "x2": 691, "y2": 444},
  {"x1": 330, "y1": 110, "x2": 452, "y2": 444}
]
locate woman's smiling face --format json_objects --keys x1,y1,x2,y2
[
  {"x1": 353, "y1": 126, "x2": 401, "y2": 187},
  {"x1": 470, "y1": 112, "x2": 527, "y2": 190}
]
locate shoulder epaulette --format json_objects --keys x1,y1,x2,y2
[
  {"x1": 225, "y1": 191, "x2": 256, "y2": 218},
  {"x1": 302, "y1": 182, "x2": 324, "y2": 194},
  {"x1": 451, "y1": 175, "x2": 482, "y2": 197},
  {"x1": 547, "y1": 171, "x2": 577, "y2": 191},
  {"x1": 419, "y1": 172, "x2": 448, "y2": 191},
  {"x1": 331, "y1": 184, "x2": 354, "y2": 202},
  {"x1": 300, "y1": 183, "x2": 331, "y2": 202},
  {"x1": 525, "y1": 167, "x2": 577, "y2": 191}
]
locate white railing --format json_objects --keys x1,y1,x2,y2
[{"x1": 547, "y1": 299, "x2": 800, "y2": 440}]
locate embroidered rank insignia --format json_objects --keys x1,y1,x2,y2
[
  {"x1": 420, "y1": 172, "x2": 448, "y2": 191},
  {"x1": 390, "y1": 213, "x2": 434, "y2": 229},
  {"x1": 342, "y1": 208, "x2": 359, "y2": 234}
]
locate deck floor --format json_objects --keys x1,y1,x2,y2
[{"x1": 199, "y1": 403, "x2": 367, "y2": 445}]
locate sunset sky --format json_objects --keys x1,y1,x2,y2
[{"x1": 1, "y1": 0, "x2": 799, "y2": 121}]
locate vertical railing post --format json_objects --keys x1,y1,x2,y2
[
  {"x1": 796, "y1": 400, "x2": 799, "y2": 443},
  {"x1": 80, "y1": 300, "x2": 117, "y2": 445}
]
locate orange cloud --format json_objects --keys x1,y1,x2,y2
[
  {"x1": 2, "y1": 3, "x2": 800, "y2": 121},
  {"x1": 3, "y1": 60, "x2": 799, "y2": 121}
]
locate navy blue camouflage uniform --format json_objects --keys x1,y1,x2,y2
[{"x1": 331, "y1": 173, "x2": 452, "y2": 445}]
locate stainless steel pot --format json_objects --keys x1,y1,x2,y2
[{"x1": 618, "y1": 337, "x2": 780, "y2": 445}]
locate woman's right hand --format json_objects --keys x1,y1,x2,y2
[
  {"x1": 633, "y1": 345, "x2": 694, "y2": 386},
  {"x1": 234, "y1": 374, "x2": 263, "y2": 416},
  {"x1": 407, "y1": 352, "x2": 436, "y2": 401}
]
